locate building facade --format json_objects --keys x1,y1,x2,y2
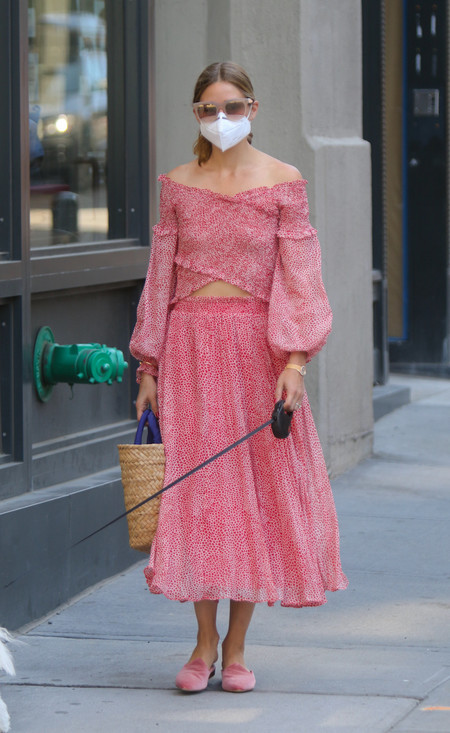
[
  {"x1": 364, "y1": 0, "x2": 449, "y2": 381},
  {"x1": 0, "y1": 0, "x2": 373, "y2": 629}
]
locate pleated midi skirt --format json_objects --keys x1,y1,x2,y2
[{"x1": 144, "y1": 296, "x2": 348, "y2": 607}]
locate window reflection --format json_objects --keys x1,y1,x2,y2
[{"x1": 28, "y1": 2, "x2": 110, "y2": 247}]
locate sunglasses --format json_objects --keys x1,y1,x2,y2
[{"x1": 192, "y1": 97, "x2": 254, "y2": 122}]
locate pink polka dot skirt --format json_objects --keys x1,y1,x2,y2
[{"x1": 144, "y1": 296, "x2": 348, "y2": 607}]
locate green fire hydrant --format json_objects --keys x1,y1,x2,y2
[{"x1": 33, "y1": 326, "x2": 128, "y2": 402}]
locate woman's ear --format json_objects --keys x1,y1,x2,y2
[{"x1": 249, "y1": 100, "x2": 259, "y2": 121}]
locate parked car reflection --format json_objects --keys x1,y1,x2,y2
[
  {"x1": 29, "y1": 8, "x2": 109, "y2": 247},
  {"x1": 36, "y1": 12, "x2": 107, "y2": 192}
]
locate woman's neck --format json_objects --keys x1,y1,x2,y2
[{"x1": 206, "y1": 140, "x2": 257, "y2": 175}]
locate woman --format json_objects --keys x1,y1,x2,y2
[{"x1": 130, "y1": 61, "x2": 348, "y2": 693}]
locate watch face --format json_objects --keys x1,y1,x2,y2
[{"x1": 300, "y1": 366, "x2": 306, "y2": 376}]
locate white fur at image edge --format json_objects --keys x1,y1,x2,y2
[{"x1": 0, "y1": 628, "x2": 16, "y2": 733}]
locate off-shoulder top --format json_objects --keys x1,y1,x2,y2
[{"x1": 130, "y1": 174, "x2": 332, "y2": 379}]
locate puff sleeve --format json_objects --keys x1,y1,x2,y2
[
  {"x1": 267, "y1": 180, "x2": 332, "y2": 362},
  {"x1": 129, "y1": 177, "x2": 178, "y2": 381}
]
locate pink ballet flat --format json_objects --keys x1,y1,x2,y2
[
  {"x1": 175, "y1": 658, "x2": 216, "y2": 692},
  {"x1": 221, "y1": 663, "x2": 256, "y2": 692}
]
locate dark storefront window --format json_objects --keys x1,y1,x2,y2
[
  {"x1": 0, "y1": 0, "x2": 151, "y2": 501},
  {"x1": 28, "y1": 1, "x2": 114, "y2": 247}
]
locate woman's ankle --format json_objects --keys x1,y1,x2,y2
[
  {"x1": 188, "y1": 632, "x2": 220, "y2": 666},
  {"x1": 221, "y1": 638, "x2": 246, "y2": 669},
  {"x1": 197, "y1": 629, "x2": 220, "y2": 648}
]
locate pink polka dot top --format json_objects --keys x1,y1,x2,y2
[{"x1": 130, "y1": 174, "x2": 332, "y2": 378}]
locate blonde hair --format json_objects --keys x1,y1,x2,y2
[{"x1": 192, "y1": 61, "x2": 255, "y2": 166}]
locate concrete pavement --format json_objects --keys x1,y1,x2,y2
[{"x1": 3, "y1": 375, "x2": 450, "y2": 732}]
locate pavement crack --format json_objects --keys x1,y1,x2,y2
[
  {"x1": 385, "y1": 698, "x2": 423, "y2": 732},
  {"x1": 4, "y1": 681, "x2": 424, "y2": 701}
]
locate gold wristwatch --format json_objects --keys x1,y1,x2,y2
[{"x1": 285, "y1": 363, "x2": 306, "y2": 376}]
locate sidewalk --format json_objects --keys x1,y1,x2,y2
[{"x1": 3, "y1": 376, "x2": 450, "y2": 732}]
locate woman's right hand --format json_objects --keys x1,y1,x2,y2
[{"x1": 136, "y1": 373, "x2": 158, "y2": 420}]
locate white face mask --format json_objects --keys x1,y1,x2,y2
[{"x1": 200, "y1": 112, "x2": 251, "y2": 152}]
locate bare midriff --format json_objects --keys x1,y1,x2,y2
[{"x1": 189, "y1": 280, "x2": 253, "y2": 298}]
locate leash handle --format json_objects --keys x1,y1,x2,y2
[{"x1": 271, "y1": 400, "x2": 293, "y2": 439}]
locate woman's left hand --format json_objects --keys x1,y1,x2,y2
[{"x1": 274, "y1": 368, "x2": 305, "y2": 413}]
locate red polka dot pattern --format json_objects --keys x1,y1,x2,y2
[
  {"x1": 130, "y1": 175, "x2": 333, "y2": 382},
  {"x1": 144, "y1": 296, "x2": 348, "y2": 607}
]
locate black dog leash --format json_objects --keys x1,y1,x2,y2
[
  {"x1": 72, "y1": 400, "x2": 293, "y2": 548},
  {"x1": 1, "y1": 403, "x2": 293, "y2": 590}
]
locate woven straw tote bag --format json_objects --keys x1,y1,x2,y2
[{"x1": 118, "y1": 409, "x2": 165, "y2": 553}]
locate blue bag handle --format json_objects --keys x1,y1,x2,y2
[{"x1": 134, "y1": 408, "x2": 162, "y2": 445}]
